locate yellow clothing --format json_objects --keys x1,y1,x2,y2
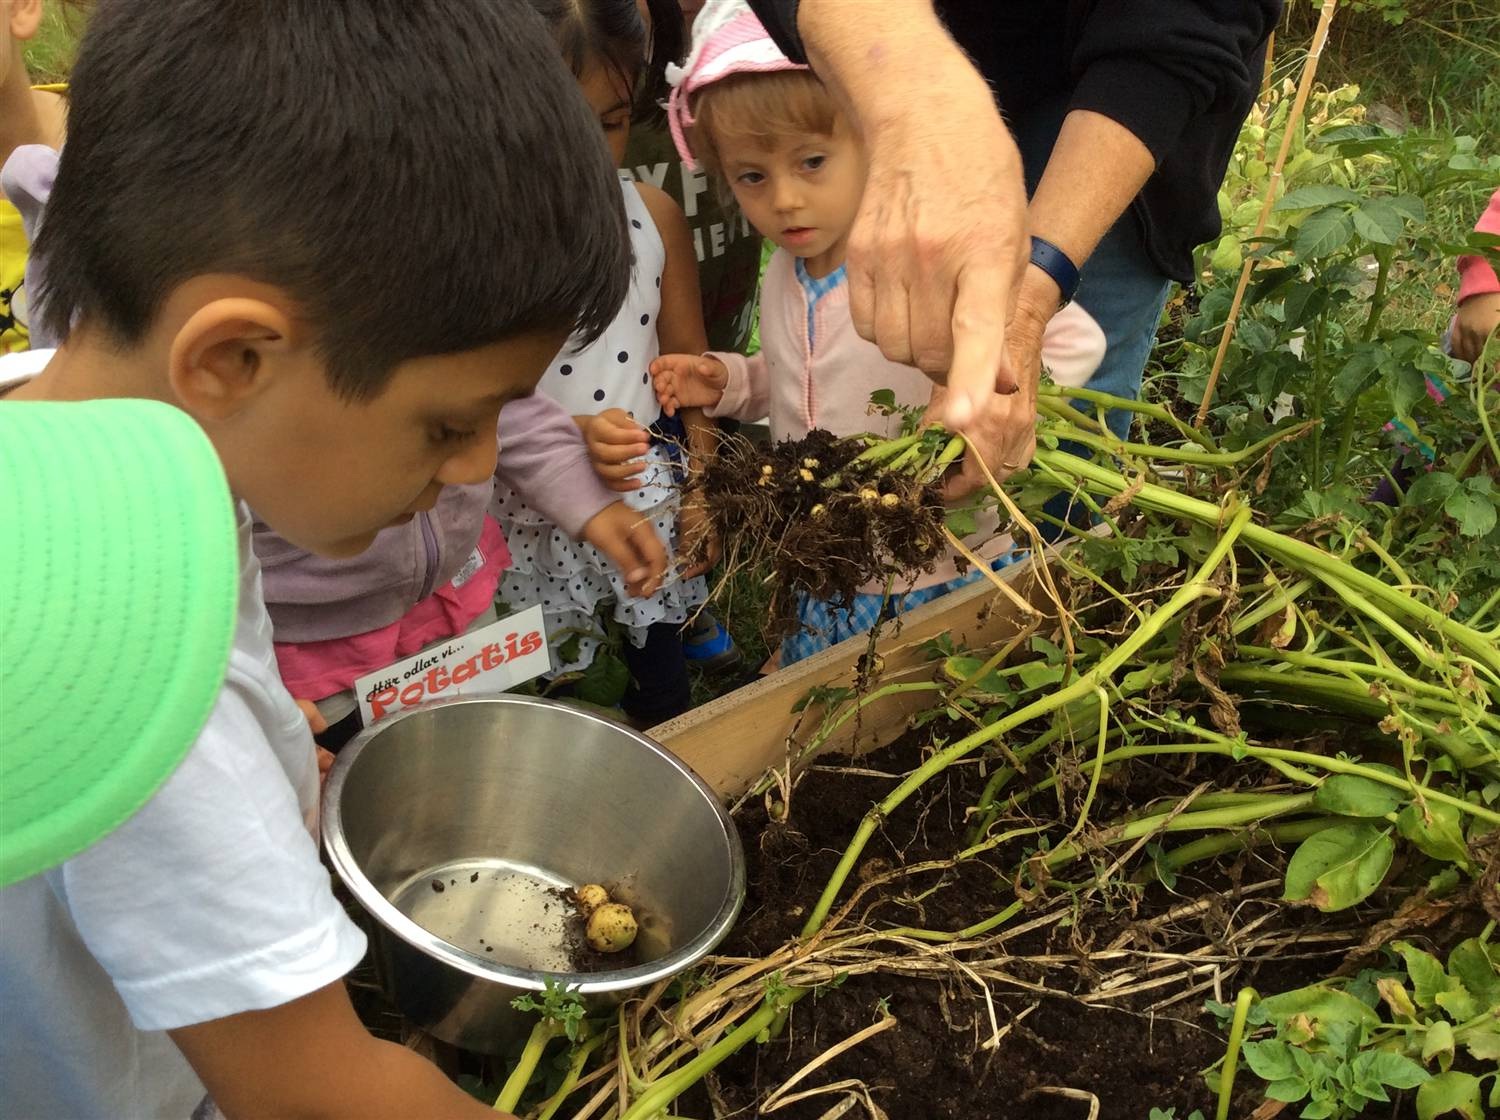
[
  {"x1": 1, "y1": 199, "x2": 28, "y2": 353},
  {"x1": 2, "y1": 84, "x2": 67, "y2": 353}
]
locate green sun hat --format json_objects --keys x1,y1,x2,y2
[{"x1": 1, "y1": 399, "x2": 238, "y2": 887}]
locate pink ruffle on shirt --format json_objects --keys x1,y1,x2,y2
[{"x1": 274, "y1": 516, "x2": 510, "y2": 701}]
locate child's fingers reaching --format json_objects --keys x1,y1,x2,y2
[
  {"x1": 593, "y1": 459, "x2": 646, "y2": 491},
  {"x1": 611, "y1": 519, "x2": 668, "y2": 598},
  {"x1": 651, "y1": 355, "x2": 728, "y2": 412},
  {"x1": 593, "y1": 408, "x2": 648, "y2": 439},
  {"x1": 581, "y1": 502, "x2": 668, "y2": 598},
  {"x1": 586, "y1": 409, "x2": 650, "y2": 465},
  {"x1": 295, "y1": 698, "x2": 329, "y2": 736}
]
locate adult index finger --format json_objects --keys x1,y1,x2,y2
[{"x1": 938, "y1": 264, "x2": 1014, "y2": 428}]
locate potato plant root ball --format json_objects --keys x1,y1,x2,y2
[{"x1": 687, "y1": 429, "x2": 961, "y2": 629}]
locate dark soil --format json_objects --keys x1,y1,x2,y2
[{"x1": 687, "y1": 723, "x2": 1458, "y2": 1120}]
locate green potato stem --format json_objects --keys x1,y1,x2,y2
[{"x1": 799, "y1": 504, "x2": 1253, "y2": 939}]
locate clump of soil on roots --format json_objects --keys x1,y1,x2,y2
[{"x1": 696, "y1": 430, "x2": 953, "y2": 628}]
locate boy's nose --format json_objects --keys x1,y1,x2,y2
[
  {"x1": 439, "y1": 433, "x2": 500, "y2": 487},
  {"x1": 772, "y1": 179, "x2": 803, "y2": 214}
]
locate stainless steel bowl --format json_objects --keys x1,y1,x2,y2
[{"x1": 322, "y1": 695, "x2": 744, "y2": 1053}]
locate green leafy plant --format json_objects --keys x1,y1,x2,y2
[
  {"x1": 510, "y1": 978, "x2": 588, "y2": 1043},
  {"x1": 1225, "y1": 931, "x2": 1499, "y2": 1118},
  {"x1": 497, "y1": 981, "x2": 593, "y2": 1113}
]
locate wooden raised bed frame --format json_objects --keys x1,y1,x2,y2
[{"x1": 651, "y1": 559, "x2": 1047, "y2": 799}]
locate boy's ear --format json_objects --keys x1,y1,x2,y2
[
  {"x1": 167, "y1": 298, "x2": 301, "y2": 421},
  {"x1": 9, "y1": 0, "x2": 44, "y2": 41}
]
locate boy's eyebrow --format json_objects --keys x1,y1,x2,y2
[
  {"x1": 447, "y1": 388, "x2": 524, "y2": 418},
  {"x1": 603, "y1": 98, "x2": 630, "y2": 115}
]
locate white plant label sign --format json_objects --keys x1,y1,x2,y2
[{"x1": 355, "y1": 605, "x2": 550, "y2": 726}]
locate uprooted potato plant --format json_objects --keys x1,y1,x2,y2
[{"x1": 486, "y1": 364, "x2": 1499, "y2": 1120}]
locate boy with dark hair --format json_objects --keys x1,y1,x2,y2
[{"x1": 0, "y1": 1, "x2": 628, "y2": 1116}]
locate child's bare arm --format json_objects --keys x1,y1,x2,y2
[
  {"x1": 636, "y1": 181, "x2": 709, "y2": 360},
  {"x1": 637, "y1": 182, "x2": 722, "y2": 578},
  {"x1": 634, "y1": 186, "x2": 718, "y2": 472},
  {"x1": 677, "y1": 406, "x2": 722, "y2": 579},
  {"x1": 170, "y1": 981, "x2": 511, "y2": 1120},
  {"x1": 1453, "y1": 293, "x2": 1500, "y2": 364}
]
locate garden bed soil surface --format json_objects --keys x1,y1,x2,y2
[{"x1": 688, "y1": 725, "x2": 1453, "y2": 1120}]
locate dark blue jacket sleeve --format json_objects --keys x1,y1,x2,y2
[{"x1": 1067, "y1": 1, "x2": 1281, "y2": 166}]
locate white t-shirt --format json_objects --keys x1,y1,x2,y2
[{"x1": 0, "y1": 390, "x2": 368, "y2": 1117}]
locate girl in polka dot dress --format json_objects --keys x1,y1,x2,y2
[{"x1": 495, "y1": 0, "x2": 718, "y2": 726}]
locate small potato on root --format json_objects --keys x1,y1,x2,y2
[{"x1": 586, "y1": 902, "x2": 639, "y2": 953}]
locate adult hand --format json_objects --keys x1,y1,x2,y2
[
  {"x1": 650, "y1": 354, "x2": 729, "y2": 418},
  {"x1": 937, "y1": 266, "x2": 1059, "y2": 500},
  {"x1": 796, "y1": 3, "x2": 1030, "y2": 430},
  {"x1": 581, "y1": 499, "x2": 668, "y2": 599},
  {"x1": 578, "y1": 409, "x2": 650, "y2": 493},
  {"x1": 1452, "y1": 292, "x2": 1500, "y2": 365}
]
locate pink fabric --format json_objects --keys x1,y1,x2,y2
[
  {"x1": 274, "y1": 517, "x2": 510, "y2": 701},
  {"x1": 706, "y1": 249, "x2": 1106, "y2": 591},
  {"x1": 1456, "y1": 189, "x2": 1500, "y2": 306}
]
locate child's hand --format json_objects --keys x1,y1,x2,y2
[
  {"x1": 295, "y1": 698, "x2": 329, "y2": 735},
  {"x1": 650, "y1": 355, "x2": 729, "y2": 417},
  {"x1": 582, "y1": 500, "x2": 668, "y2": 599},
  {"x1": 295, "y1": 699, "x2": 336, "y2": 788},
  {"x1": 578, "y1": 409, "x2": 650, "y2": 492},
  {"x1": 1453, "y1": 293, "x2": 1500, "y2": 364},
  {"x1": 677, "y1": 494, "x2": 721, "y2": 581}
]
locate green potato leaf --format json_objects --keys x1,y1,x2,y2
[
  {"x1": 1446, "y1": 938, "x2": 1500, "y2": 1010},
  {"x1": 1244, "y1": 1039, "x2": 1299, "y2": 1082},
  {"x1": 1394, "y1": 941, "x2": 1456, "y2": 1010},
  {"x1": 1416, "y1": 1071, "x2": 1485, "y2": 1120},
  {"x1": 1258, "y1": 985, "x2": 1381, "y2": 1030},
  {"x1": 1352, "y1": 198, "x2": 1406, "y2": 245},
  {"x1": 1313, "y1": 771, "x2": 1404, "y2": 817},
  {"x1": 1397, "y1": 802, "x2": 1470, "y2": 866},
  {"x1": 1284, "y1": 823, "x2": 1394, "y2": 911},
  {"x1": 1294, "y1": 207, "x2": 1355, "y2": 259},
  {"x1": 1273, "y1": 185, "x2": 1360, "y2": 210},
  {"x1": 1422, "y1": 1020, "x2": 1456, "y2": 1071}
]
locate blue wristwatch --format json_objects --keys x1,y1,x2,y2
[{"x1": 1029, "y1": 236, "x2": 1081, "y2": 307}]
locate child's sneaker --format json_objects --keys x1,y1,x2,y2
[{"x1": 684, "y1": 611, "x2": 740, "y2": 670}]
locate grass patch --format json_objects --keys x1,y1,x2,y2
[
  {"x1": 1285, "y1": 1, "x2": 1500, "y2": 135},
  {"x1": 22, "y1": 3, "x2": 84, "y2": 85}
]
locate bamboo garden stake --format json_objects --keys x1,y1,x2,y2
[{"x1": 1195, "y1": 0, "x2": 1338, "y2": 426}]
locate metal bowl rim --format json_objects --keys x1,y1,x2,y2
[{"x1": 321, "y1": 694, "x2": 745, "y2": 994}]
